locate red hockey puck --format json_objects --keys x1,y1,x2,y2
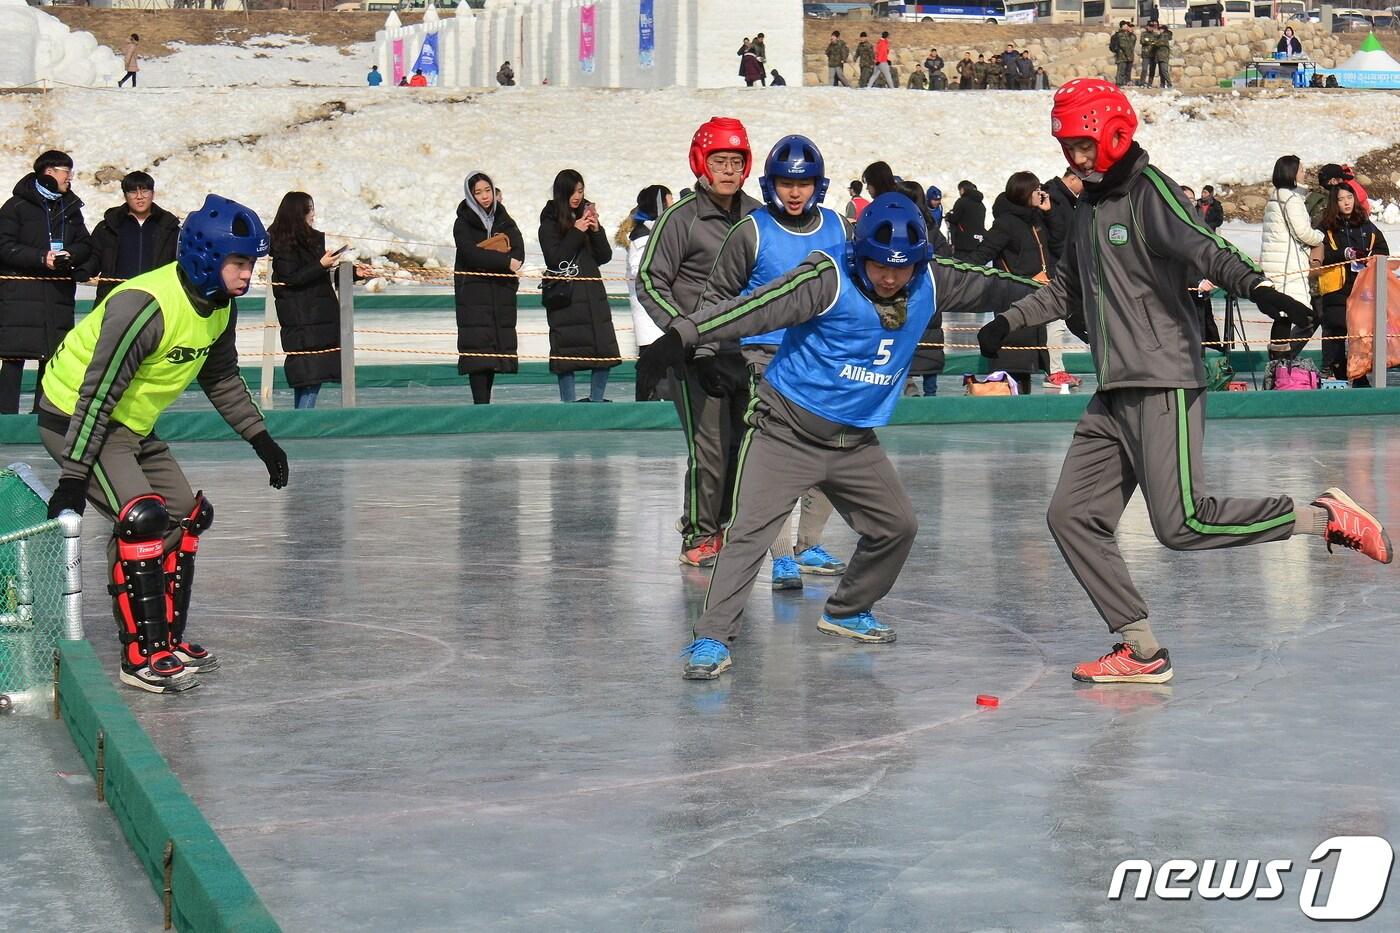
[{"x1": 975, "y1": 694, "x2": 999, "y2": 708}]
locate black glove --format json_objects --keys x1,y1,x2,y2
[
  {"x1": 250, "y1": 432, "x2": 289, "y2": 489},
  {"x1": 636, "y1": 329, "x2": 686, "y2": 401},
  {"x1": 1250, "y1": 283, "x2": 1312, "y2": 327},
  {"x1": 692, "y1": 354, "x2": 733, "y2": 398},
  {"x1": 978, "y1": 315, "x2": 1011, "y2": 359},
  {"x1": 46, "y1": 476, "x2": 87, "y2": 518}
]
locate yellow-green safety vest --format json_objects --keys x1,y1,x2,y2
[{"x1": 44, "y1": 263, "x2": 231, "y2": 436}]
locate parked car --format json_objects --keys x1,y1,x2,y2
[{"x1": 1186, "y1": 1, "x2": 1225, "y2": 26}]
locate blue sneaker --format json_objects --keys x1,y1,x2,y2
[
  {"x1": 795, "y1": 544, "x2": 847, "y2": 575},
  {"x1": 771, "y1": 555, "x2": 803, "y2": 590},
  {"x1": 818, "y1": 611, "x2": 896, "y2": 644},
  {"x1": 680, "y1": 638, "x2": 732, "y2": 680}
]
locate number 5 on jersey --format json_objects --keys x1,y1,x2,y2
[{"x1": 873, "y1": 338, "x2": 894, "y2": 367}]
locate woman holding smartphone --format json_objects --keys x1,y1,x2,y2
[
  {"x1": 967, "y1": 171, "x2": 1056, "y2": 394},
  {"x1": 538, "y1": 169, "x2": 618, "y2": 402},
  {"x1": 268, "y1": 191, "x2": 343, "y2": 409}
]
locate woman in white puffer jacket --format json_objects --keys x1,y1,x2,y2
[{"x1": 1260, "y1": 155, "x2": 1323, "y2": 353}]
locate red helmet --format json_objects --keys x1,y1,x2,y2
[
  {"x1": 689, "y1": 117, "x2": 752, "y2": 184},
  {"x1": 1050, "y1": 78, "x2": 1139, "y2": 174}
]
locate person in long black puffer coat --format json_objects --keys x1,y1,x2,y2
[
  {"x1": 538, "y1": 169, "x2": 618, "y2": 402},
  {"x1": 268, "y1": 191, "x2": 342, "y2": 410},
  {"x1": 0, "y1": 150, "x2": 92, "y2": 414},
  {"x1": 454, "y1": 169, "x2": 523, "y2": 404},
  {"x1": 968, "y1": 171, "x2": 1054, "y2": 394}
]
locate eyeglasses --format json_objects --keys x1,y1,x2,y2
[
  {"x1": 49, "y1": 167, "x2": 73, "y2": 176},
  {"x1": 707, "y1": 156, "x2": 746, "y2": 174}
]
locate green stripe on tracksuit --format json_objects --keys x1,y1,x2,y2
[
  {"x1": 670, "y1": 354, "x2": 750, "y2": 548},
  {"x1": 695, "y1": 383, "x2": 918, "y2": 645},
  {"x1": 1045, "y1": 386, "x2": 1296, "y2": 632}
]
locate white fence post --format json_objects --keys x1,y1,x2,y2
[
  {"x1": 260, "y1": 277, "x2": 277, "y2": 409},
  {"x1": 1374, "y1": 254, "x2": 1391, "y2": 389},
  {"x1": 338, "y1": 261, "x2": 356, "y2": 408}
]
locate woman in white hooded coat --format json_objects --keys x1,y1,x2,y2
[{"x1": 1260, "y1": 154, "x2": 1322, "y2": 355}]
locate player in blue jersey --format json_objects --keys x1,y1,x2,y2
[
  {"x1": 638, "y1": 193, "x2": 1039, "y2": 680},
  {"x1": 700, "y1": 135, "x2": 852, "y2": 591}
]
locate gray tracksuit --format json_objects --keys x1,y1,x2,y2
[
  {"x1": 675, "y1": 252, "x2": 1036, "y2": 644},
  {"x1": 637, "y1": 183, "x2": 762, "y2": 548},
  {"x1": 700, "y1": 207, "x2": 855, "y2": 559},
  {"x1": 998, "y1": 146, "x2": 1298, "y2": 633}
]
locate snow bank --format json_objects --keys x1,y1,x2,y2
[
  {"x1": 0, "y1": 0, "x2": 119, "y2": 88},
  {"x1": 144, "y1": 38, "x2": 376, "y2": 89},
  {"x1": 3, "y1": 84, "x2": 1399, "y2": 269}
]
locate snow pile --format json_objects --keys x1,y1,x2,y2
[
  {"x1": 144, "y1": 38, "x2": 376, "y2": 89},
  {"x1": 2, "y1": 84, "x2": 1399, "y2": 270},
  {"x1": 0, "y1": 0, "x2": 120, "y2": 88}
]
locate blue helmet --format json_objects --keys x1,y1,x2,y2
[
  {"x1": 177, "y1": 194, "x2": 269, "y2": 299},
  {"x1": 848, "y1": 192, "x2": 931, "y2": 296},
  {"x1": 758, "y1": 134, "x2": 829, "y2": 215}
]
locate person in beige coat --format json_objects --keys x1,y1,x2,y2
[
  {"x1": 118, "y1": 34, "x2": 140, "y2": 88},
  {"x1": 1259, "y1": 154, "x2": 1322, "y2": 354}
]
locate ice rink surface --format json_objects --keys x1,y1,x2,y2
[{"x1": 7, "y1": 413, "x2": 1400, "y2": 931}]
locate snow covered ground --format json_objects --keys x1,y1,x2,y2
[
  {"x1": 138, "y1": 35, "x2": 376, "y2": 89},
  {"x1": 4, "y1": 53, "x2": 1400, "y2": 274}
]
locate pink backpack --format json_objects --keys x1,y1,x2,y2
[{"x1": 1266, "y1": 359, "x2": 1321, "y2": 391}]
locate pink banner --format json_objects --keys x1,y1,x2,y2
[
  {"x1": 579, "y1": 4, "x2": 596, "y2": 74},
  {"x1": 392, "y1": 38, "x2": 405, "y2": 85}
]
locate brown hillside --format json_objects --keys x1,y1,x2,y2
[{"x1": 49, "y1": 8, "x2": 423, "y2": 58}]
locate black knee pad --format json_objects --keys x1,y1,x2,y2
[
  {"x1": 116, "y1": 494, "x2": 170, "y2": 545},
  {"x1": 181, "y1": 491, "x2": 213, "y2": 537}
]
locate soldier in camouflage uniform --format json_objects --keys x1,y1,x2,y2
[{"x1": 855, "y1": 32, "x2": 875, "y2": 87}]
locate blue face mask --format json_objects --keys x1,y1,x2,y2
[{"x1": 34, "y1": 178, "x2": 63, "y2": 202}]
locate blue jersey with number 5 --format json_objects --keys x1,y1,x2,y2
[
  {"x1": 764, "y1": 250, "x2": 935, "y2": 429},
  {"x1": 742, "y1": 207, "x2": 848, "y2": 348}
]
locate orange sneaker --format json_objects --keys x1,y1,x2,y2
[
  {"x1": 1313, "y1": 487, "x2": 1393, "y2": 564},
  {"x1": 679, "y1": 535, "x2": 721, "y2": 567},
  {"x1": 1072, "y1": 643, "x2": 1173, "y2": 684}
]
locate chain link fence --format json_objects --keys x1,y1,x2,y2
[{"x1": 0, "y1": 464, "x2": 82, "y2": 716}]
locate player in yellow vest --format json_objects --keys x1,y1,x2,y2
[{"x1": 40, "y1": 195, "x2": 289, "y2": 693}]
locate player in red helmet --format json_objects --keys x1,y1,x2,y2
[
  {"x1": 978, "y1": 79, "x2": 1392, "y2": 685},
  {"x1": 636, "y1": 117, "x2": 762, "y2": 568}
]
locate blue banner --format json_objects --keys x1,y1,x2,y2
[
  {"x1": 412, "y1": 32, "x2": 440, "y2": 86},
  {"x1": 639, "y1": 0, "x2": 655, "y2": 69}
]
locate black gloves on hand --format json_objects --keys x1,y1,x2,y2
[
  {"x1": 1251, "y1": 283, "x2": 1312, "y2": 327},
  {"x1": 636, "y1": 329, "x2": 686, "y2": 401},
  {"x1": 250, "y1": 433, "x2": 289, "y2": 489},
  {"x1": 46, "y1": 476, "x2": 87, "y2": 519},
  {"x1": 978, "y1": 316, "x2": 1011, "y2": 359},
  {"x1": 692, "y1": 354, "x2": 733, "y2": 398}
]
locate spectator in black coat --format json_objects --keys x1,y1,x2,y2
[
  {"x1": 897, "y1": 179, "x2": 946, "y2": 396},
  {"x1": 1198, "y1": 185, "x2": 1224, "y2": 230},
  {"x1": 538, "y1": 169, "x2": 618, "y2": 402},
  {"x1": 80, "y1": 170, "x2": 180, "y2": 304},
  {"x1": 1042, "y1": 168, "x2": 1082, "y2": 265},
  {"x1": 1041, "y1": 168, "x2": 1085, "y2": 386},
  {"x1": 1294, "y1": 184, "x2": 1389, "y2": 384},
  {"x1": 945, "y1": 180, "x2": 986, "y2": 259},
  {"x1": 268, "y1": 191, "x2": 343, "y2": 409},
  {"x1": 968, "y1": 171, "x2": 1053, "y2": 393},
  {"x1": 454, "y1": 170, "x2": 524, "y2": 404},
  {"x1": 0, "y1": 150, "x2": 91, "y2": 414}
]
